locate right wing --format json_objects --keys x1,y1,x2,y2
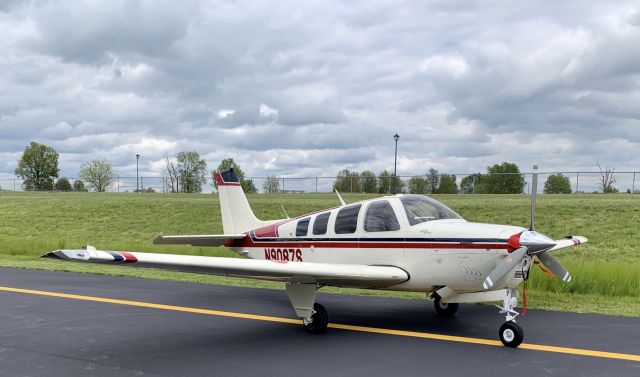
[
  {"x1": 152, "y1": 233, "x2": 246, "y2": 247},
  {"x1": 44, "y1": 246, "x2": 409, "y2": 289},
  {"x1": 548, "y1": 236, "x2": 588, "y2": 252}
]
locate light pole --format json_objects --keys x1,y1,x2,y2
[
  {"x1": 136, "y1": 154, "x2": 140, "y2": 192},
  {"x1": 393, "y1": 133, "x2": 399, "y2": 193}
]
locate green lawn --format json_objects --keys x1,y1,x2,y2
[{"x1": 0, "y1": 191, "x2": 638, "y2": 316}]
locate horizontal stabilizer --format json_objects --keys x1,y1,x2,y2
[
  {"x1": 153, "y1": 233, "x2": 246, "y2": 247},
  {"x1": 43, "y1": 247, "x2": 409, "y2": 289}
]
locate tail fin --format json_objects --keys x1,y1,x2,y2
[{"x1": 214, "y1": 168, "x2": 270, "y2": 233}]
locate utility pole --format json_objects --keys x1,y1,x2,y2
[
  {"x1": 136, "y1": 154, "x2": 140, "y2": 193},
  {"x1": 393, "y1": 133, "x2": 399, "y2": 194}
]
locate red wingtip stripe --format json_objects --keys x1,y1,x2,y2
[{"x1": 120, "y1": 252, "x2": 138, "y2": 263}]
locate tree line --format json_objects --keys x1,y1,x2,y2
[
  {"x1": 13, "y1": 141, "x2": 620, "y2": 194},
  {"x1": 332, "y1": 161, "x2": 618, "y2": 194},
  {"x1": 12, "y1": 141, "x2": 262, "y2": 193}
]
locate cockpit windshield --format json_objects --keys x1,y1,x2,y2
[{"x1": 400, "y1": 195, "x2": 462, "y2": 226}]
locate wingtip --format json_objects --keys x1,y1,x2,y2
[
  {"x1": 42, "y1": 250, "x2": 63, "y2": 260},
  {"x1": 152, "y1": 233, "x2": 164, "y2": 245}
]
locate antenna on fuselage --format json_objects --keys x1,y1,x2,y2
[
  {"x1": 280, "y1": 203, "x2": 290, "y2": 219},
  {"x1": 334, "y1": 189, "x2": 346, "y2": 206},
  {"x1": 530, "y1": 165, "x2": 538, "y2": 231}
]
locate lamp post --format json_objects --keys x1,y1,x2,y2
[
  {"x1": 136, "y1": 154, "x2": 140, "y2": 192},
  {"x1": 393, "y1": 133, "x2": 399, "y2": 193}
]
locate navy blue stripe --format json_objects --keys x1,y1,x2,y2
[
  {"x1": 249, "y1": 234, "x2": 508, "y2": 244},
  {"x1": 106, "y1": 251, "x2": 124, "y2": 262}
]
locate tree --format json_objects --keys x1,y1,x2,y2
[
  {"x1": 407, "y1": 176, "x2": 428, "y2": 194},
  {"x1": 426, "y1": 168, "x2": 440, "y2": 194},
  {"x1": 73, "y1": 179, "x2": 87, "y2": 192},
  {"x1": 177, "y1": 151, "x2": 207, "y2": 193},
  {"x1": 54, "y1": 177, "x2": 73, "y2": 192},
  {"x1": 544, "y1": 173, "x2": 572, "y2": 194},
  {"x1": 360, "y1": 170, "x2": 377, "y2": 193},
  {"x1": 596, "y1": 161, "x2": 617, "y2": 193},
  {"x1": 215, "y1": 158, "x2": 256, "y2": 193},
  {"x1": 263, "y1": 175, "x2": 280, "y2": 193},
  {"x1": 460, "y1": 173, "x2": 486, "y2": 194},
  {"x1": 163, "y1": 155, "x2": 180, "y2": 193},
  {"x1": 437, "y1": 174, "x2": 458, "y2": 194},
  {"x1": 333, "y1": 169, "x2": 361, "y2": 192},
  {"x1": 80, "y1": 160, "x2": 114, "y2": 192},
  {"x1": 15, "y1": 141, "x2": 59, "y2": 191},
  {"x1": 377, "y1": 170, "x2": 404, "y2": 194},
  {"x1": 484, "y1": 162, "x2": 525, "y2": 194}
]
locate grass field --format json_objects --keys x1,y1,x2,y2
[{"x1": 0, "y1": 191, "x2": 638, "y2": 316}]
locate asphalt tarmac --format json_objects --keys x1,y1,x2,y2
[{"x1": 0, "y1": 267, "x2": 638, "y2": 377}]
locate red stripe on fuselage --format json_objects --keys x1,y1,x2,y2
[{"x1": 232, "y1": 237, "x2": 508, "y2": 250}]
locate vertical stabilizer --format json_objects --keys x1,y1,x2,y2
[{"x1": 215, "y1": 169, "x2": 266, "y2": 233}]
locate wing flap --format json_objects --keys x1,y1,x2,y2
[
  {"x1": 153, "y1": 233, "x2": 246, "y2": 247},
  {"x1": 44, "y1": 247, "x2": 408, "y2": 289}
]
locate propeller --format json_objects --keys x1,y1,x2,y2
[{"x1": 483, "y1": 165, "x2": 571, "y2": 290}]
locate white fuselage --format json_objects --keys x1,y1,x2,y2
[{"x1": 228, "y1": 195, "x2": 529, "y2": 293}]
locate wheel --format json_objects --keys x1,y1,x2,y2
[
  {"x1": 303, "y1": 303, "x2": 328, "y2": 334},
  {"x1": 499, "y1": 321, "x2": 524, "y2": 348},
  {"x1": 434, "y1": 294, "x2": 459, "y2": 316}
]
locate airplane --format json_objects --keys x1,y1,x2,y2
[{"x1": 45, "y1": 165, "x2": 587, "y2": 348}]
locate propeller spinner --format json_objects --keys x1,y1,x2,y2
[{"x1": 483, "y1": 165, "x2": 572, "y2": 290}]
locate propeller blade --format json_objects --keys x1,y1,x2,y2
[
  {"x1": 537, "y1": 251, "x2": 572, "y2": 283},
  {"x1": 483, "y1": 247, "x2": 528, "y2": 290},
  {"x1": 530, "y1": 165, "x2": 538, "y2": 231}
]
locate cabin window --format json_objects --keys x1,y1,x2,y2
[
  {"x1": 364, "y1": 201, "x2": 400, "y2": 232},
  {"x1": 400, "y1": 195, "x2": 462, "y2": 226},
  {"x1": 312, "y1": 212, "x2": 331, "y2": 235},
  {"x1": 334, "y1": 204, "x2": 362, "y2": 234},
  {"x1": 296, "y1": 217, "x2": 310, "y2": 237}
]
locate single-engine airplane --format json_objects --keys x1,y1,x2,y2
[{"x1": 46, "y1": 165, "x2": 586, "y2": 347}]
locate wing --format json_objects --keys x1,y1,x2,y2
[
  {"x1": 152, "y1": 233, "x2": 246, "y2": 247},
  {"x1": 43, "y1": 246, "x2": 408, "y2": 289},
  {"x1": 548, "y1": 236, "x2": 588, "y2": 252}
]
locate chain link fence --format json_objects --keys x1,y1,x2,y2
[{"x1": 1, "y1": 171, "x2": 638, "y2": 194}]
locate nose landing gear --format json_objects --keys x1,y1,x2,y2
[{"x1": 497, "y1": 288, "x2": 524, "y2": 348}]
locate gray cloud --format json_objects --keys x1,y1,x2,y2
[{"x1": 1, "y1": 0, "x2": 639, "y2": 185}]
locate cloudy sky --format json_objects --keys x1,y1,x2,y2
[{"x1": 1, "y1": 0, "x2": 639, "y2": 188}]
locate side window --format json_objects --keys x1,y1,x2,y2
[
  {"x1": 296, "y1": 217, "x2": 310, "y2": 237},
  {"x1": 364, "y1": 201, "x2": 400, "y2": 232},
  {"x1": 312, "y1": 212, "x2": 331, "y2": 235},
  {"x1": 334, "y1": 204, "x2": 362, "y2": 234}
]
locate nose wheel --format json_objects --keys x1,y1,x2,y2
[
  {"x1": 496, "y1": 288, "x2": 524, "y2": 347},
  {"x1": 499, "y1": 321, "x2": 524, "y2": 348}
]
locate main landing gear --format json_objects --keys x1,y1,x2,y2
[
  {"x1": 303, "y1": 303, "x2": 328, "y2": 334},
  {"x1": 497, "y1": 288, "x2": 524, "y2": 348},
  {"x1": 285, "y1": 283, "x2": 329, "y2": 334},
  {"x1": 433, "y1": 294, "x2": 459, "y2": 316}
]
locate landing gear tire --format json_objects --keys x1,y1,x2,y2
[
  {"x1": 499, "y1": 321, "x2": 524, "y2": 348},
  {"x1": 303, "y1": 303, "x2": 328, "y2": 334},
  {"x1": 434, "y1": 294, "x2": 459, "y2": 316}
]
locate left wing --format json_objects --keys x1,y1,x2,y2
[
  {"x1": 152, "y1": 233, "x2": 246, "y2": 247},
  {"x1": 43, "y1": 246, "x2": 409, "y2": 289}
]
